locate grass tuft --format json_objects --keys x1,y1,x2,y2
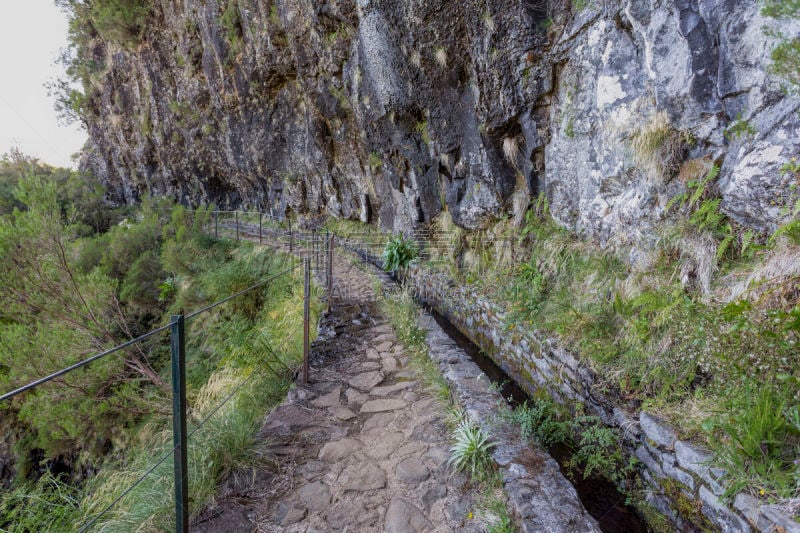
[{"x1": 629, "y1": 111, "x2": 685, "y2": 184}]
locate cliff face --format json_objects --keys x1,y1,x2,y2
[{"x1": 79, "y1": 0, "x2": 800, "y2": 247}]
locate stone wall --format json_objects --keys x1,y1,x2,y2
[{"x1": 402, "y1": 263, "x2": 799, "y2": 533}]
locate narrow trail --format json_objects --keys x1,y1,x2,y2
[{"x1": 194, "y1": 238, "x2": 485, "y2": 532}]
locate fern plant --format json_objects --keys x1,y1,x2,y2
[{"x1": 448, "y1": 419, "x2": 496, "y2": 481}]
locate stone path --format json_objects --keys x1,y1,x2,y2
[{"x1": 193, "y1": 248, "x2": 485, "y2": 532}]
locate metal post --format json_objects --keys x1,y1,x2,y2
[
  {"x1": 170, "y1": 315, "x2": 189, "y2": 533},
  {"x1": 303, "y1": 258, "x2": 310, "y2": 384},
  {"x1": 289, "y1": 219, "x2": 293, "y2": 254},
  {"x1": 259, "y1": 213, "x2": 263, "y2": 244},
  {"x1": 327, "y1": 234, "x2": 334, "y2": 313},
  {"x1": 235, "y1": 211, "x2": 239, "y2": 241},
  {"x1": 214, "y1": 211, "x2": 218, "y2": 239}
]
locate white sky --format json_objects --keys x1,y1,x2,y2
[{"x1": 0, "y1": 1, "x2": 87, "y2": 168}]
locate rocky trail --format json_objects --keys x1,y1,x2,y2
[{"x1": 192, "y1": 247, "x2": 485, "y2": 532}]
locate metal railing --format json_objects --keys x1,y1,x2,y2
[{"x1": 0, "y1": 216, "x2": 337, "y2": 532}]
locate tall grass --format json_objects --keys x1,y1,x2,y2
[
  {"x1": 1, "y1": 235, "x2": 319, "y2": 531},
  {"x1": 77, "y1": 243, "x2": 318, "y2": 531}
]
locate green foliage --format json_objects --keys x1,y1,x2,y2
[
  {"x1": 724, "y1": 113, "x2": 757, "y2": 141},
  {"x1": 771, "y1": 218, "x2": 800, "y2": 245},
  {"x1": 501, "y1": 397, "x2": 633, "y2": 485},
  {"x1": 381, "y1": 290, "x2": 451, "y2": 402},
  {"x1": 567, "y1": 415, "x2": 633, "y2": 484},
  {"x1": 0, "y1": 473, "x2": 81, "y2": 531},
  {"x1": 448, "y1": 418, "x2": 496, "y2": 481},
  {"x1": 368, "y1": 151, "x2": 383, "y2": 173},
  {"x1": 703, "y1": 384, "x2": 800, "y2": 499},
  {"x1": 382, "y1": 234, "x2": 418, "y2": 271},
  {"x1": 89, "y1": 0, "x2": 152, "y2": 46},
  {"x1": 0, "y1": 175, "x2": 158, "y2": 459},
  {"x1": 762, "y1": 0, "x2": 800, "y2": 92},
  {"x1": 219, "y1": 0, "x2": 244, "y2": 57},
  {"x1": 1, "y1": 199, "x2": 316, "y2": 530},
  {"x1": 501, "y1": 398, "x2": 568, "y2": 447},
  {"x1": 564, "y1": 115, "x2": 576, "y2": 138},
  {"x1": 415, "y1": 120, "x2": 431, "y2": 145}
]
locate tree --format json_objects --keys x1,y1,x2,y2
[{"x1": 0, "y1": 176, "x2": 165, "y2": 460}]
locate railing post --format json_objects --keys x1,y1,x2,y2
[
  {"x1": 289, "y1": 219, "x2": 293, "y2": 254},
  {"x1": 214, "y1": 211, "x2": 218, "y2": 239},
  {"x1": 235, "y1": 211, "x2": 239, "y2": 241},
  {"x1": 327, "y1": 234, "x2": 334, "y2": 313},
  {"x1": 303, "y1": 258, "x2": 310, "y2": 384},
  {"x1": 259, "y1": 212, "x2": 263, "y2": 244},
  {"x1": 170, "y1": 315, "x2": 189, "y2": 533}
]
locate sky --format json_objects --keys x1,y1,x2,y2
[{"x1": 0, "y1": 1, "x2": 87, "y2": 168}]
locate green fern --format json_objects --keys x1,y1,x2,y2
[
  {"x1": 769, "y1": 218, "x2": 800, "y2": 246},
  {"x1": 690, "y1": 198, "x2": 724, "y2": 233},
  {"x1": 716, "y1": 232, "x2": 736, "y2": 261},
  {"x1": 687, "y1": 164, "x2": 720, "y2": 210}
]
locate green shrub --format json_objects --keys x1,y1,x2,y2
[
  {"x1": 382, "y1": 234, "x2": 417, "y2": 271},
  {"x1": 90, "y1": 0, "x2": 152, "y2": 46},
  {"x1": 502, "y1": 398, "x2": 569, "y2": 447},
  {"x1": 704, "y1": 385, "x2": 800, "y2": 500}
]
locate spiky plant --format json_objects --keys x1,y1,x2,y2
[{"x1": 448, "y1": 419, "x2": 496, "y2": 481}]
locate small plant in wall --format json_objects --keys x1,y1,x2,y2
[
  {"x1": 382, "y1": 234, "x2": 417, "y2": 271},
  {"x1": 448, "y1": 418, "x2": 496, "y2": 481}
]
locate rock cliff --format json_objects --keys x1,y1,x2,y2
[{"x1": 76, "y1": 0, "x2": 799, "y2": 247}]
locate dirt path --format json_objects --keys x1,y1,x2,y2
[{"x1": 193, "y1": 245, "x2": 484, "y2": 532}]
